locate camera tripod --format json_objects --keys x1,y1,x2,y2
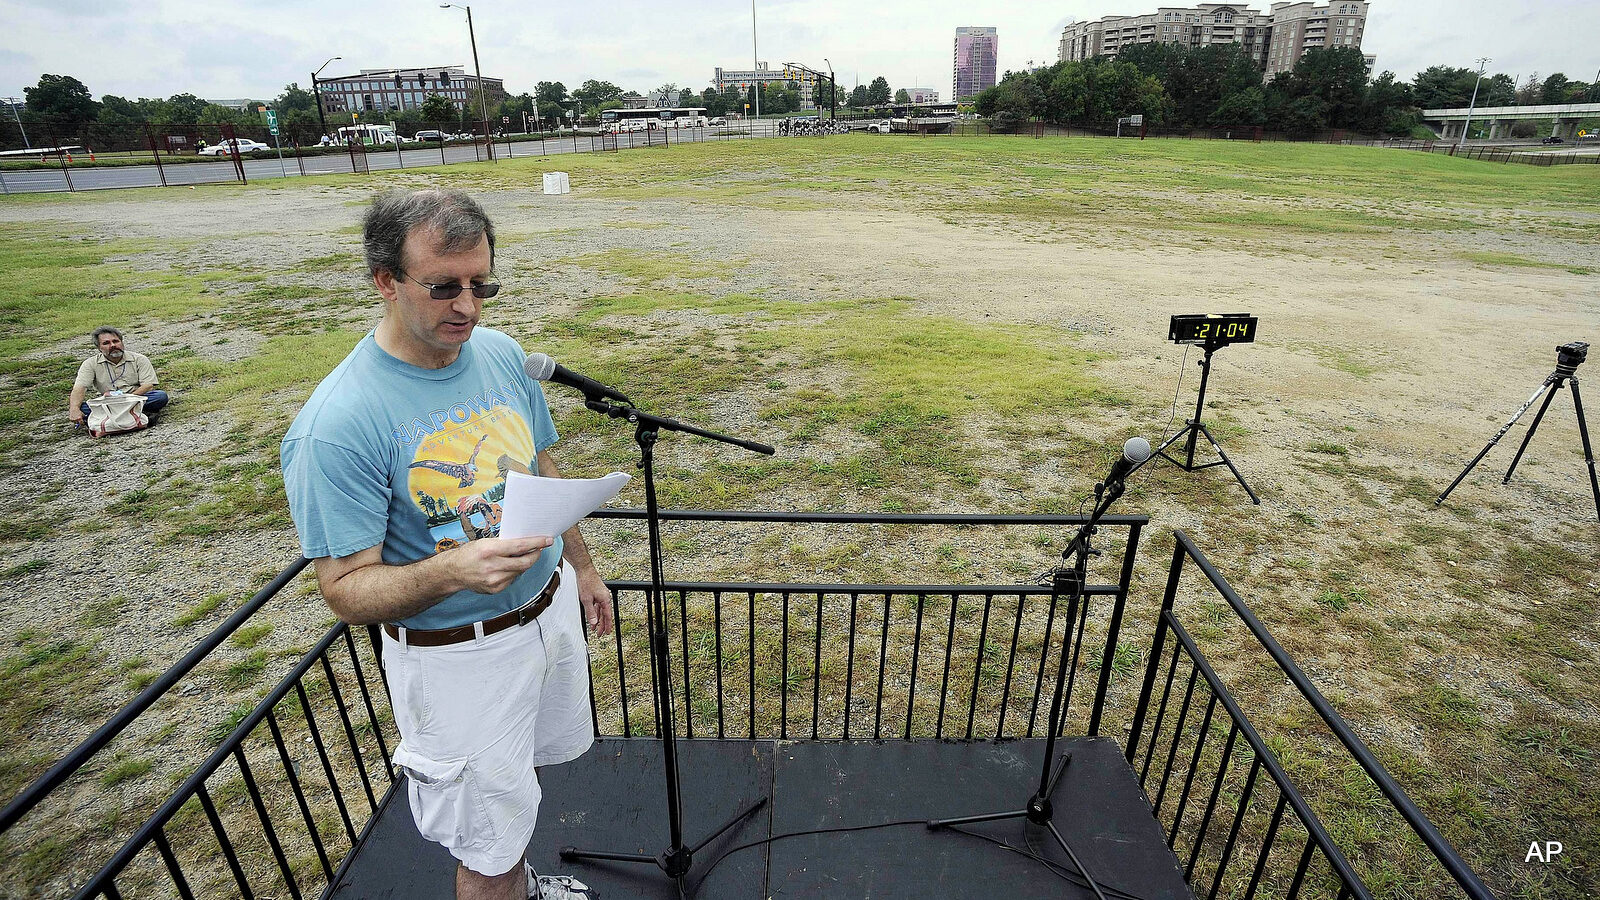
[
  {"x1": 1437, "y1": 345, "x2": 1600, "y2": 522},
  {"x1": 1148, "y1": 340, "x2": 1260, "y2": 504}
]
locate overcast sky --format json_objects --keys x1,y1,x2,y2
[{"x1": 2, "y1": 0, "x2": 1595, "y2": 103}]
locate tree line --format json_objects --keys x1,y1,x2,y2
[
  {"x1": 9, "y1": 70, "x2": 936, "y2": 143},
  {"x1": 972, "y1": 46, "x2": 1599, "y2": 136}
]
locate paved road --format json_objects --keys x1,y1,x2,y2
[{"x1": 0, "y1": 126, "x2": 779, "y2": 194}]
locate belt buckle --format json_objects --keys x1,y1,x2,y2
[{"x1": 516, "y1": 604, "x2": 535, "y2": 627}]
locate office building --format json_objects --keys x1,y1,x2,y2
[
  {"x1": 1057, "y1": 2, "x2": 1367, "y2": 78},
  {"x1": 907, "y1": 88, "x2": 941, "y2": 103},
  {"x1": 315, "y1": 66, "x2": 505, "y2": 115},
  {"x1": 954, "y1": 27, "x2": 998, "y2": 100},
  {"x1": 713, "y1": 63, "x2": 817, "y2": 109}
]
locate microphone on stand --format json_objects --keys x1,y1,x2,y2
[
  {"x1": 523, "y1": 352, "x2": 632, "y2": 404},
  {"x1": 1101, "y1": 436, "x2": 1152, "y2": 490}
]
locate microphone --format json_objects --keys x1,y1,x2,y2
[
  {"x1": 523, "y1": 353, "x2": 632, "y2": 404},
  {"x1": 1102, "y1": 436, "x2": 1152, "y2": 488}
]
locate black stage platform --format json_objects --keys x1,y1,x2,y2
[{"x1": 332, "y1": 737, "x2": 1193, "y2": 899}]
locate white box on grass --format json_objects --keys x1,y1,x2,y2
[{"x1": 542, "y1": 172, "x2": 570, "y2": 195}]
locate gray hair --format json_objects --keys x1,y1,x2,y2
[
  {"x1": 362, "y1": 189, "x2": 496, "y2": 277},
  {"x1": 91, "y1": 326, "x2": 122, "y2": 344}
]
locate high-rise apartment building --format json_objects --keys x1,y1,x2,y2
[
  {"x1": 1057, "y1": 2, "x2": 1367, "y2": 79},
  {"x1": 954, "y1": 27, "x2": 999, "y2": 100}
]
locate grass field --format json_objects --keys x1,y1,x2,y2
[{"x1": 0, "y1": 135, "x2": 1597, "y2": 899}]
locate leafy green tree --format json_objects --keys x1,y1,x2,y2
[
  {"x1": 812, "y1": 77, "x2": 838, "y2": 111},
  {"x1": 1411, "y1": 66, "x2": 1478, "y2": 109},
  {"x1": 573, "y1": 79, "x2": 623, "y2": 108},
  {"x1": 894, "y1": 88, "x2": 910, "y2": 103},
  {"x1": 848, "y1": 85, "x2": 870, "y2": 108},
  {"x1": 1044, "y1": 59, "x2": 1164, "y2": 129},
  {"x1": 147, "y1": 93, "x2": 209, "y2": 125},
  {"x1": 420, "y1": 93, "x2": 457, "y2": 124},
  {"x1": 1287, "y1": 47, "x2": 1369, "y2": 128},
  {"x1": 24, "y1": 74, "x2": 100, "y2": 125},
  {"x1": 1479, "y1": 73, "x2": 1516, "y2": 107},
  {"x1": 197, "y1": 103, "x2": 247, "y2": 126},
  {"x1": 1359, "y1": 71, "x2": 1419, "y2": 135},
  {"x1": 973, "y1": 86, "x2": 1000, "y2": 118},
  {"x1": 272, "y1": 83, "x2": 319, "y2": 126},
  {"x1": 761, "y1": 82, "x2": 790, "y2": 114},
  {"x1": 867, "y1": 76, "x2": 891, "y2": 106},
  {"x1": 1210, "y1": 87, "x2": 1267, "y2": 129},
  {"x1": 1541, "y1": 73, "x2": 1571, "y2": 104},
  {"x1": 97, "y1": 95, "x2": 143, "y2": 124}
]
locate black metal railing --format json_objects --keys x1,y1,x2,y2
[
  {"x1": 1125, "y1": 530, "x2": 1496, "y2": 900},
  {"x1": 1, "y1": 509, "x2": 1144, "y2": 899},
  {"x1": 584, "y1": 509, "x2": 1146, "y2": 746},
  {"x1": 3, "y1": 513, "x2": 1498, "y2": 899}
]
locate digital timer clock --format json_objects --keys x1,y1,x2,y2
[{"x1": 1169, "y1": 314, "x2": 1258, "y2": 346}]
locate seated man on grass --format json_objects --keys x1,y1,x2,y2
[{"x1": 68, "y1": 327, "x2": 169, "y2": 427}]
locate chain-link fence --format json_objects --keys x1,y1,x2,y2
[{"x1": 0, "y1": 119, "x2": 777, "y2": 194}]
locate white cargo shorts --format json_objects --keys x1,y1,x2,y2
[{"x1": 381, "y1": 561, "x2": 595, "y2": 876}]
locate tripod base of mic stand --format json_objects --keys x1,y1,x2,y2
[
  {"x1": 560, "y1": 796, "x2": 767, "y2": 882},
  {"x1": 1150, "y1": 421, "x2": 1261, "y2": 504},
  {"x1": 927, "y1": 753, "x2": 1108, "y2": 900}
]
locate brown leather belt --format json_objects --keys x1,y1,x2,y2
[{"x1": 383, "y1": 570, "x2": 561, "y2": 647}]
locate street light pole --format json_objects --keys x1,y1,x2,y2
[
  {"x1": 442, "y1": 4, "x2": 495, "y2": 161},
  {"x1": 311, "y1": 56, "x2": 342, "y2": 142},
  {"x1": 1460, "y1": 57, "x2": 1490, "y2": 145},
  {"x1": 751, "y1": 0, "x2": 761, "y2": 123}
]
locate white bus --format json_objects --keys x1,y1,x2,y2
[{"x1": 334, "y1": 124, "x2": 398, "y2": 146}]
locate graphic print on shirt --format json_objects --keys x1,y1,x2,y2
[{"x1": 405, "y1": 405, "x2": 536, "y2": 554}]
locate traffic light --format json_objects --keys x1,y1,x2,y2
[{"x1": 394, "y1": 73, "x2": 403, "y2": 88}]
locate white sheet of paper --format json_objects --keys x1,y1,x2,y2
[{"x1": 500, "y1": 471, "x2": 632, "y2": 539}]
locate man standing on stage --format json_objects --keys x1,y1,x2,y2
[{"x1": 282, "y1": 188, "x2": 611, "y2": 900}]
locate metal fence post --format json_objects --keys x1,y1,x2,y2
[{"x1": 145, "y1": 123, "x2": 168, "y2": 187}]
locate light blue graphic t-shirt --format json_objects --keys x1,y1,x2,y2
[{"x1": 281, "y1": 327, "x2": 562, "y2": 630}]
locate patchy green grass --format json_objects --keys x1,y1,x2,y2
[
  {"x1": 554, "y1": 249, "x2": 742, "y2": 283},
  {"x1": 173, "y1": 593, "x2": 228, "y2": 628},
  {"x1": 1459, "y1": 250, "x2": 1594, "y2": 275}
]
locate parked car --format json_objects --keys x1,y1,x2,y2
[
  {"x1": 1541, "y1": 136, "x2": 1565, "y2": 144},
  {"x1": 414, "y1": 129, "x2": 446, "y2": 141},
  {"x1": 198, "y1": 138, "x2": 271, "y2": 156},
  {"x1": 867, "y1": 120, "x2": 893, "y2": 134},
  {"x1": 709, "y1": 117, "x2": 727, "y2": 126}
]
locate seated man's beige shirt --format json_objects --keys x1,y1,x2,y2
[{"x1": 74, "y1": 350, "x2": 159, "y2": 397}]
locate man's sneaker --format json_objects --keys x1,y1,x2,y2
[{"x1": 525, "y1": 863, "x2": 597, "y2": 900}]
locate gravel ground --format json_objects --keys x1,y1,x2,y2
[{"x1": 2, "y1": 143, "x2": 1598, "y2": 898}]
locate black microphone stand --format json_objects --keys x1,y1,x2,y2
[
  {"x1": 559, "y1": 394, "x2": 774, "y2": 895},
  {"x1": 926, "y1": 475, "x2": 1127, "y2": 900}
]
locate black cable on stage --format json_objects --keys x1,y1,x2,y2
[{"x1": 687, "y1": 815, "x2": 1151, "y2": 900}]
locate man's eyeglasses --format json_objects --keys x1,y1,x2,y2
[{"x1": 396, "y1": 269, "x2": 501, "y2": 300}]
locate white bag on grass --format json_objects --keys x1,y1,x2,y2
[{"x1": 86, "y1": 393, "x2": 148, "y2": 438}]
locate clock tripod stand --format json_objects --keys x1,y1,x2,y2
[{"x1": 1149, "y1": 315, "x2": 1261, "y2": 504}]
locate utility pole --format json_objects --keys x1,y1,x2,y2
[
  {"x1": 1460, "y1": 57, "x2": 1490, "y2": 144},
  {"x1": 1, "y1": 97, "x2": 29, "y2": 149}
]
